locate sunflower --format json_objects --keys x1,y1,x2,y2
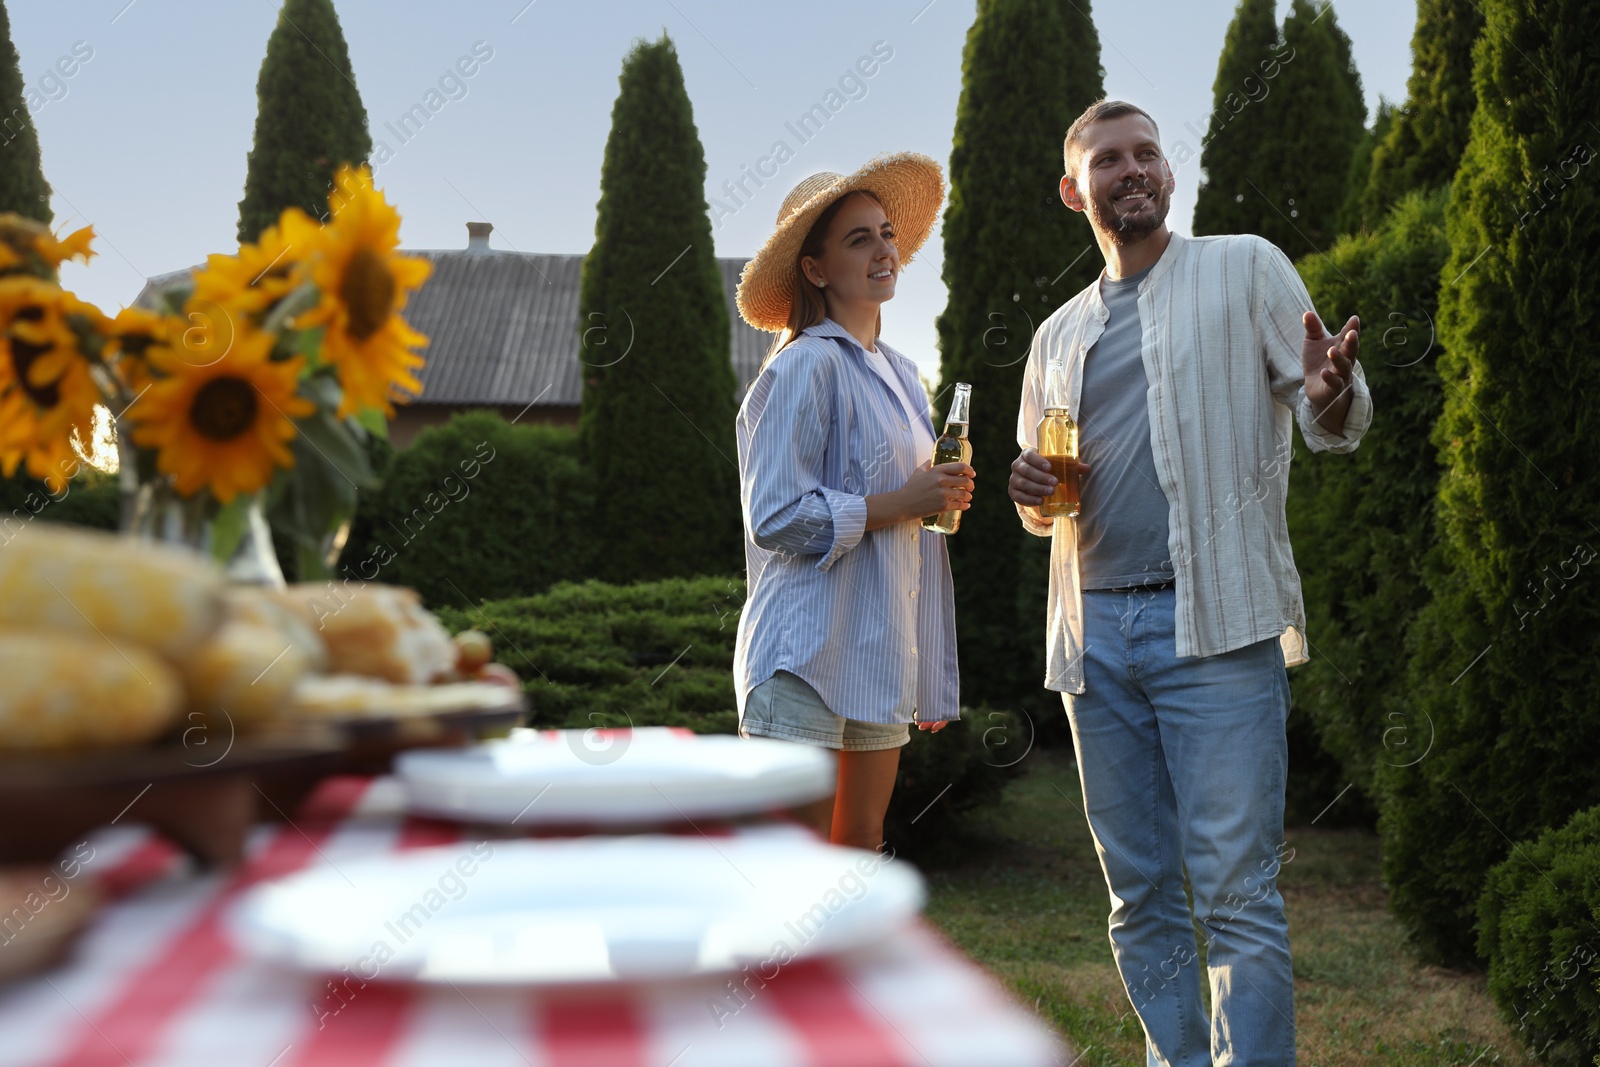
[
  {"x1": 34, "y1": 224, "x2": 96, "y2": 270},
  {"x1": 102, "y1": 305, "x2": 173, "y2": 396},
  {"x1": 0, "y1": 277, "x2": 101, "y2": 489},
  {"x1": 192, "y1": 207, "x2": 319, "y2": 316},
  {"x1": 61, "y1": 291, "x2": 111, "y2": 334},
  {"x1": 0, "y1": 214, "x2": 95, "y2": 277},
  {"x1": 128, "y1": 325, "x2": 315, "y2": 503},
  {"x1": 298, "y1": 165, "x2": 430, "y2": 418}
]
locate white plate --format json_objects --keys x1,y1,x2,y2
[
  {"x1": 396, "y1": 727, "x2": 835, "y2": 824},
  {"x1": 229, "y1": 829, "x2": 922, "y2": 984}
]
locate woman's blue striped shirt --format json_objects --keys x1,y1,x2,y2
[{"x1": 733, "y1": 319, "x2": 960, "y2": 725}]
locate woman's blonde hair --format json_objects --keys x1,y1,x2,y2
[{"x1": 762, "y1": 190, "x2": 884, "y2": 368}]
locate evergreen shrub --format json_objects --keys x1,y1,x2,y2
[
  {"x1": 340, "y1": 411, "x2": 593, "y2": 608},
  {"x1": 1478, "y1": 804, "x2": 1600, "y2": 1064},
  {"x1": 1287, "y1": 189, "x2": 1450, "y2": 813},
  {"x1": 1195, "y1": 0, "x2": 1366, "y2": 252},
  {"x1": 1379, "y1": 0, "x2": 1600, "y2": 966},
  {"x1": 0, "y1": 0, "x2": 52, "y2": 222},
  {"x1": 1357, "y1": 0, "x2": 1484, "y2": 228},
  {"x1": 1252, "y1": 0, "x2": 1367, "y2": 254},
  {"x1": 1192, "y1": 0, "x2": 1282, "y2": 239},
  {"x1": 438, "y1": 575, "x2": 1019, "y2": 857},
  {"x1": 0, "y1": 468, "x2": 119, "y2": 537}
]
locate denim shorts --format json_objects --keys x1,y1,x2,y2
[{"x1": 740, "y1": 670, "x2": 910, "y2": 752}]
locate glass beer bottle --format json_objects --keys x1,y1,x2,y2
[
  {"x1": 922, "y1": 381, "x2": 972, "y2": 535},
  {"x1": 1037, "y1": 357, "x2": 1079, "y2": 518}
]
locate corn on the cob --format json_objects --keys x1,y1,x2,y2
[
  {"x1": 0, "y1": 525, "x2": 223, "y2": 659},
  {"x1": 0, "y1": 630, "x2": 183, "y2": 750}
]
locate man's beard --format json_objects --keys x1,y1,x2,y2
[{"x1": 1088, "y1": 179, "x2": 1171, "y2": 246}]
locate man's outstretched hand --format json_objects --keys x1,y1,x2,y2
[{"x1": 1302, "y1": 312, "x2": 1358, "y2": 436}]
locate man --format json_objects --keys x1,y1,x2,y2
[{"x1": 1008, "y1": 99, "x2": 1370, "y2": 1065}]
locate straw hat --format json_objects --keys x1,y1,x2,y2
[{"x1": 735, "y1": 152, "x2": 944, "y2": 333}]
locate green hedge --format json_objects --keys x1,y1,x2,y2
[
  {"x1": 436, "y1": 576, "x2": 743, "y2": 735},
  {"x1": 341, "y1": 411, "x2": 594, "y2": 608},
  {"x1": 436, "y1": 575, "x2": 1019, "y2": 857},
  {"x1": 1283, "y1": 188, "x2": 1451, "y2": 827},
  {"x1": 0, "y1": 468, "x2": 120, "y2": 536},
  {"x1": 1478, "y1": 804, "x2": 1600, "y2": 1063},
  {"x1": 1377, "y1": 0, "x2": 1600, "y2": 967}
]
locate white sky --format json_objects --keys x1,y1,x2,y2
[{"x1": 16, "y1": 0, "x2": 1416, "y2": 384}]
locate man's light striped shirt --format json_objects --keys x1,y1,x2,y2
[{"x1": 1015, "y1": 231, "x2": 1373, "y2": 694}]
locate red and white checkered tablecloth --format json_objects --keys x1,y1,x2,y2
[{"x1": 0, "y1": 777, "x2": 1071, "y2": 1067}]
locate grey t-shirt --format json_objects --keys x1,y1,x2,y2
[{"x1": 1076, "y1": 265, "x2": 1174, "y2": 589}]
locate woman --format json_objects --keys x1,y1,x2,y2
[{"x1": 732, "y1": 153, "x2": 974, "y2": 852}]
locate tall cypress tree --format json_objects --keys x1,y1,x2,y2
[
  {"x1": 1193, "y1": 0, "x2": 1364, "y2": 250},
  {"x1": 1378, "y1": 0, "x2": 1600, "y2": 966},
  {"x1": 1248, "y1": 0, "x2": 1367, "y2": 254},
  {"x1": 1357, "y1": 0, "x2": 1484, "y2": 228},
  {"x1": 1192, "y1": 0, "x2": 1286, "y2": 238},
  {"x1": 0, "y1": 1, "x2": 50, "y2": 223},
  {"x1": 935, "y1": 0, "x2": 1103, "y2": 717},
  {"x1": 578, "y1": 35, "x2": 740, "y2": 584},
  {"x1": 237, "y1": 0, "x2": 371, "y2": 242},
  {"x1": 1335, "y1": 99, "x2": 1397, "y2": 234}
]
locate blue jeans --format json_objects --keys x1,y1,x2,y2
[{"x1": 1063, "y1": 587, "x2": 1294, "y2": 1067}]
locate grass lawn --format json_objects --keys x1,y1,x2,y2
[{"x1": 917, "y1": 747, "x2": 1533, "y2": 1066}]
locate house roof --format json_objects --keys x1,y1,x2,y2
[
  {"x1": 133, "y1": 248, "x2": 774, "y2": 409},
  {"x1": 403, "y1": 250, "x2": 585, "y2": 408}
]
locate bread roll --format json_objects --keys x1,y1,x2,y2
[
  {"x1": 0, "y1": 525, "x2": 223, "y2": 659},
  {"x1": 268, "y1": 583, "x2": 455, "y2": 684},
  {"x1": 0, "y1": 631, "x2": 184, "y2": 750},
  {"x1": 183, "y1": 621, "x2": 310, "y2": 729},
  {"x1": 223, "y1": 587, "x2": 328, "y2": 673}
]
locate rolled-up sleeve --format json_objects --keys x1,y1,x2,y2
[
  {"x1": 740, "y1": 347, "x2": 867, "y2": 571},
  {"x1": 1257, "y1": 238, "x2": 1373, "y2": 454},
  {"x1": 1296, "y1": 363, "x2": 1371, "y2": 453},
  {"x1": 1013, "y1": 328, "x2": 1057, "y2": 538}
]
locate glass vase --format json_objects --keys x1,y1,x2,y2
[{"x1": 119, "y1": 457, "x2": 285, "y2": 589}]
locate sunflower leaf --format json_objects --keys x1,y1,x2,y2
[
  {"x1": 295, "y1": 326, "x2": 326, "y2": 372},
  {"x1": 354, "y1": 406, "x2": 387, "y2": 440},
  {"x1": 268, "y1": 430, "x2": 364, "y2": 580},
  {"x1": 261, "y1": 281, "x2": 320, "y2": 335},
  {"x1": 295, "y1": 408, "x2": 374, "y2": 492},
  {"x1": 208, "y1": 495, "x2": 251, "y2": 563},
  {"x1": 297, "y1": 371, "x2": 342, "y2": 409}
]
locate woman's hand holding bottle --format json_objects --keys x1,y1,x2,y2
[
  {"x1": 901, "y1": 460, "x2": 975, "y2": 518},
  {"x1": 866, "y1": 461, "x2": 975, "y2": 530}
]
